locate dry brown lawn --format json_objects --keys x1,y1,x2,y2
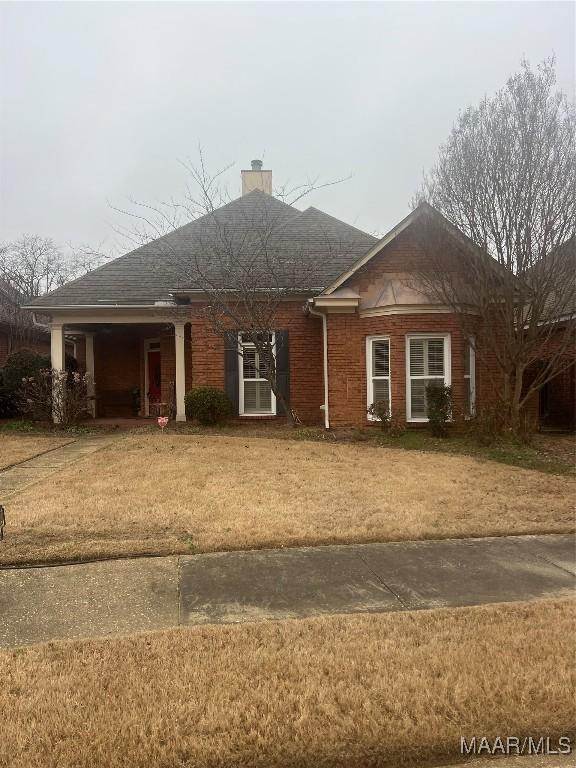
[
  {"x1": 0, "y1": 434, "x2": 73, "y2": 470},
  {"x1": 2, "y1": 599, "x2": 574, "y2": 768},
  {"x1": 1, "y1": 434, "x2": 575, "y2": 565}
]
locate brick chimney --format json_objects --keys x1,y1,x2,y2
[{"x1": 241, "y1": 159, "x2": 272, "y2": 195}]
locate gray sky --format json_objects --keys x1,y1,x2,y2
[{"x1": 1, "y1": 1, "x2": 574, "y2": 254}]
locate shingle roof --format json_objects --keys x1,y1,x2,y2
[{"x1": 26, "y1": 191, "x2": 377, "y2": 308}]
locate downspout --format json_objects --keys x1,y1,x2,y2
[
  {"x1": 31, "y1": 312, "x2": 50, "y2": 331},
  {"x1": 307, "y1": 301, "x2": 330, "y2": 429}
]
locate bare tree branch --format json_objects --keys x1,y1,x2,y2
[{"x1": 412, "y1": 58, "x2": 576, "y2": 432}]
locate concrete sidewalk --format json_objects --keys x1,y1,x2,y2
[
  {"x1": 0, "y1": 436, "x2": 117, "y2": 496},
  {"x1": 0, "y1": 533, "x2": 574, "y2": 648}
]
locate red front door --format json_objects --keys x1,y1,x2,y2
[{"x1": 147, "y1": 350, "x2": 161, "y2": 405}]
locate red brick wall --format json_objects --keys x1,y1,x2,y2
[
  {"x1": 94, "y1": 325, "x2": 174, "y2": 417},
  {"x1": 545, "y1": 363, "x2": 576, "y2": 429},
  {"x1": 94, "y1": 329, "x2": 142, "y2": 416},
  {"x1": 326, "y1": 312, "x2": 468, "y2": 426},
  {"x1": 0, "y1": 326, "x2": 52, "y2": 368},
  {"x1": 346, "y1": 228, "x2": 432, "y2": 290},
  {"x1": 189, "y1": 302, "x2": 324, "y2": 424}
]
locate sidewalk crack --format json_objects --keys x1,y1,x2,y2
[{"x1": 355, "y1": 549, "x2": 409, "y2": 610}]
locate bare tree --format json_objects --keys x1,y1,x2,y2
[
  {"x1": 114, "y1": 150, "x2": 352, "y2": 425},
  {"x1": 413, "y1": 58, "x2": 576, "y2": 433},
  {"x1": 0, "y1": 235, "x2": 110, "y2": 299}
]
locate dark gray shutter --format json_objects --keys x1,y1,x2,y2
[
  {"x1": 275, "y1": 330, "x2": 289, "y2": 416},
  {"x1": 224, "y1": 330, "x2": 239, "y2": 416}
]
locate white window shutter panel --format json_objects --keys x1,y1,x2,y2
[
  {"x1": 410, "y1": 340, "x2": 425, "y2": 376},
  {"x1": 258, "y1": 381, "x2": 272, "y2": 411},
  {"x1": 373, "y1": 340, "x2": 390, "y2": 377},
  {"x1": 244, "y1": 381, "x2": 258, "y2": 412},
  {"x1": 373, "y1": 379, "x2": 390, "y2": 407},
  {"x1": 427, "y1": 339, "x2": 445, "y2": 376}
]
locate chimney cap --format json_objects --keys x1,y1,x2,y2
[{"x1": 251, "y1": 159, "x2": 263, "y2": 171}]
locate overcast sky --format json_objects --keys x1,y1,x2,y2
[{"x1": 1, "y1": 1, "x2": 574, "y2": 255}]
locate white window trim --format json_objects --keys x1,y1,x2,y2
[
  {"x1": 366, "y1": 335, "x2": 392, "y2": 420},
  {"x1": 238, "y1": 331, "x2": 277, "y2": 417},
  {"x1": 406, "y1": 333, "x2": 452, "y2": 422},
  {"x1": 465, "y1": 336, "x2": 476, "y2": 418}
]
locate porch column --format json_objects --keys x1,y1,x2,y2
[
  {"x1": 174, "y1": 321, "x2": 187, "y2": 421},
  {"x1": 85, "y1": 332, "x2": 96, "y2": 417},
  {"x1": 51, "y1": 323, "x2": 66, "y2": 423}
]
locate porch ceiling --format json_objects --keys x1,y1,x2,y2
[{"x1": 65, "y1": 322, "x2": 172, "y2": 334}]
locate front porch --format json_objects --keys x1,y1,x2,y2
[{"x1": 50, "y1": 313, "x2": 191, "y2": 422}]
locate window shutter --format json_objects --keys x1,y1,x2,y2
[
  {"x1": 224, "y1": 330, "x2": 239, "y2": 416},
  {"x1": 427, "y1": 339, "x2": 445, "y2": 376},
  {"x1": 409, "y1": 339, "x2": 425, "y2": 376},
  {"x1": 373, "y1": 340, "x2": 389, "y2": 377},
  {"x1": 275, "y1": 330, "x2": 289, "y2": 416}
]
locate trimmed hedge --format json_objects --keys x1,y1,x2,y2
[{"x1": 184, "y1": 387, "x2": 233, "y2": 426}]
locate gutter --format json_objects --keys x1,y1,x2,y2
[
  {"x1": 21, "y1": 303, "x2": 162, "y2": 310},
  {"x1": 306, "y1": 300, "x2": 330, "y2": 430}
]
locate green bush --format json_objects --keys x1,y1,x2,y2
[
  {"x1": 425, "y1": 383, "x2": 453, "y2": 438},
  {"x1": 0, "y1": 372, "x2": 19, "y2": 418},
  {"x1": 0, "y1": 419, "x2": 36, "y2": 432},
  {"x1": 2, "y1": 350, "x2": 51, "y2": 392},
  {"x1": 184, "y1": 387, "x2": 233, "y2": 426},
  {"x1": 367, "y1": 399, "x2": 390, "y2": 429}
]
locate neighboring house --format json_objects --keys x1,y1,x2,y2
[
  {"x1": 526, "y1": 237, "x2": 576, "y2": 430},
  {"x1": 0, "y1": 279, "x2": 52, "y2": 366},
  {"x1": 24, "y1": 163, "x2": 575, "y2": 429},
  {"x1": 0, "y1": 279, "x2": 78, "y2": 369}
]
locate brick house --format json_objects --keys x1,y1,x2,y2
[
  {"x1": 24, "y1": 162, "x2": 575, "y2": 429},
  {"x1": 0, "y1": 279, "x2": 52, "y2": 366},
  {"x1": 0, "y1": 279, "x2": 79, "y2": 369}
]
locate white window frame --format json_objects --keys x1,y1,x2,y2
[
  {"x1": 406, "y1": 333, "x2": 451, "y2": 422},
  {"x1": 464, "y1": 336, "x2": 476, "y2": 418},
  {"x1": 366, "y1": 336, "x2": 392, "y2": 420},
  {"x1": 238, "y1": 331, "x2": 277, "y2": 417}
]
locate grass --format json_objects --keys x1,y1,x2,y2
[
  {"x1": 1, "y1": 433, "x2": 574, "y2": 565},
  {"x1": 291, "y1": 426, "x2": 576, "y2": 476},
  {"x1": 2, "y1": 416, "x2": 574, "y2": 473},
  {"x1": 2, "y1": 598, "x2": 574, "y2": 768},
  {"x1": 0, "y1": 433, "x2": 74, "y2": 471}
]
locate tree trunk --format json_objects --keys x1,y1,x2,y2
[
  {"x1": 509, "y1": 364, "x2": 526, "y2": 436},
  {"x1": 274, "y1": 389, "x2": 297, "y2": 427}
]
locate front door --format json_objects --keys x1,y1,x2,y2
[{"x1": 147, "y1": 349, "x2": 162, "y2": 412}]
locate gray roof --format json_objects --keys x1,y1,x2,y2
[{"x1": 27, "y1": 190, "x2": 377, "y2": 308}]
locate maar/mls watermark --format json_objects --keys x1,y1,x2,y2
[{"x1": 460, "y1": 736, "x2": 572, "y2": 756}]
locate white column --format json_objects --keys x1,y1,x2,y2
[
  {"x1": 174, "y1": 322, "x2": 187, "y2": 421},
  {"x1": 85, "y1": 332, "x2": 96, "y2": 417},
  {"x1": 50, "y1": 323, "x2": 66, "y2": 423}
]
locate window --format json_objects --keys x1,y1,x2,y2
[
  {"x1": 406, "y1": 335, "x2": 451, "y2": 420},
  {"x1": 464, "y1": 337, "x2": 476, "y2": 417},
  {"x1": 239, "y1": 332, "x2": 276, "y2": 415},
  {"x1": 366, "y1": 337, "x2": 391, "y2": 418}
]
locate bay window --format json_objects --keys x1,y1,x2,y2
[
  {"x1": 366, "y1": 336, "x2": 391, "y2": 418},
  {"x1": 406, "y1": 334, "x2": 451, "y2": 421}
]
